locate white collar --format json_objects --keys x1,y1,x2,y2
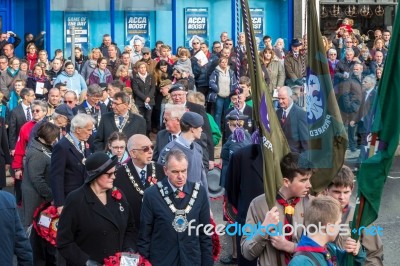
[
  {"x1": 167, "y1": 179, "x2": 183, "y2": 192},
  {"x1": 133, "y1": 163, "x2": 147, "y2": 178},
  {"x1": 283, "y1": 101, "x2": 294, "y2": 115}
]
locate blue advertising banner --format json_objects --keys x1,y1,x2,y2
[
  {"x1": 249, "y1": 8, "x2": 264, "y2": 50},
  {"x1": 184, "y1": 7, "x2": 208, "y2": 48},
  {"x1": 64, "y1": 12, "x2": 89, "y2": 58},
  {"x1": 125, "y1": 12, "x2": 150, "y2": 48}
]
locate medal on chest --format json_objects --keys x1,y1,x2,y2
[{"x1": 157, "y1": 182, "x2": 200, "y2": 233}]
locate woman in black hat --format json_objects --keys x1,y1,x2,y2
[{"x1": 57, "y1": 152, "x2": 137, "y2": 265}]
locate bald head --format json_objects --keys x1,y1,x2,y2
[
  {"x1": 127, "y1": 134, "x2": 152, "y2": 152},
  {"x1": 128, "y1": 134, "x2": 154, "y2": 168}
]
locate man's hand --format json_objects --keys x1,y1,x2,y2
[
  {"x1": 349, "y1": 121, "x2": 356, "y2": 127},
  {"x1": 57, "y1": 206, "x2": 64, "y2": 215},
  {"x1": 270, "y1": 235, "x2": 295, "y2": 252},
  {"x1": 10, "y1": 150, "x2": 15, "y2": 156},
  {"x1": 14, "y1": 169, "x2": 23, "y2": 180}
]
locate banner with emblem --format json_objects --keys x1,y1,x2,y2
[
  {"x1": 125, "y1": 12, "x2": 151, "y2": 48},
  {"x1": 249, "y1": 8, "x2": 264, "y2": 50},
  {"x1": 305, "y1": 0, "x2": 348, "y2": 193},
  {"x1": 240, "y1": 0, "x2": 290, "y2": 208},
  {"x1": 184, "y1": 7, "x2": 209, "y2": 49}
]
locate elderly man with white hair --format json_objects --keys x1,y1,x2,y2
[
  {"x1": 131, "y1": 39, "x2": 143, "y2": 65},
  {"x1": 50, "y1": 113, "x2": 95, "y2": 214}
]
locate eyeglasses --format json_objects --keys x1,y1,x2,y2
[
  {"x1": 192, "y1": 42, "x2": 200, "y2": 45},
  {"x1": 329, "y1": 54, "x2": 337, "y2": 56},
  {"x1": 64, "y1": 100, "x2": 74, "y2": 104},
  {"x1": 214, "y1": 46, "x2": 221, "y2": 49},
  {"x1": 111, "y1": 146, "x2": 126, "y2": 150},
  {"x1": 104, "y1": 171, "x2": 116, "y2": 178},
  {"x1": 225, "y1": 43, "x2": 233, "y2": 46},
  {"x1": 143, "y1": 52, "x2": 150, "y2": 55},
  {"x1": 131, "y1": 145, "x2": 154, "y2": 153},
  {"x1": 32, "y1": 109, "x2": 42, "y2": 113}
]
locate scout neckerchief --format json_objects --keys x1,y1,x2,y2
[
  {"x1": 295, "y1": 235, "x2": 334, "y2": 266},
  {"x1": 124, "y1": 161, "x2": 157, "y2": 195},
  {"x1": 157, "y1": 181, "x2": 200, "y2": 232},
  {"x1": 276, "y1": 192, "x2": 301, "y2": 264},
  {"x1": 65, "y1": 133, "x2": 86, "y2": 165},
  {"x1": 114, "y1": 112, "x2": 129, "y2": 132}
]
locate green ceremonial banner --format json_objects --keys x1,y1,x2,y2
[
  {"x1": 349, "y1": 0, "x2": 400, "y2": 246},
  {"x1": 306, "y1": 0, "x2": 348, "y2": 193},
  {"x1": 240, "y1": 0, "x2": 290, "y2": 208}
]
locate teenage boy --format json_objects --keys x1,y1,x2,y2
[
  {"x1": 289, "y1": 196, "x2": 365, "y2": 265},
  {"x1": 326, "y1": 165, "x2": 384, "y2": 265},
  {"x1": 241, "y1": 152, "x2": 314, "y2": 265}
]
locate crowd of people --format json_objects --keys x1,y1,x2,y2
[{"x1": 0, "y1": 16, "x2": 387, "y2": 265}]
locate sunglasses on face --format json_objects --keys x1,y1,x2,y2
[
  {"x1": 192, "y1": 42, "x2": 200, "y2": 45},
  {"x1": 131, "y1": 145, "x2": 154, "y2": 153},
  {"x1": 64, "y1": 100, "x2": 74, "y2": 104},
  {"x1": 32, "y1": 109, "x2": 41, "y2": 113}
]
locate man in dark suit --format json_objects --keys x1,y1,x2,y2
[
  {"x1": 223, "y1": 89, "x2": 254, "y2": 143},
  {"x1": 114, "y1": 134, "x2": 164, "y2": 232},
  {"x1": 168, "y1": 83, "x2": 214, "y2": 170},
  {"x1": 50, "y1": 113, "x2": 94, "y2": 214},
  {"x1": 94, "y1": 91, "x2": 146, "y2": 151},
  {"x1": 224, "y1": 144, "x2": 264, "y2": 266},
  {"x1": 276, "y1": 86, "x2": 308, "y2": 153},
  {"x1": 102, "y1": 80, "x2": 124, "y2": 113},
  {"x1": 357, "y1": 75, "x2": 377, "y2": 162},
  {"x1": 8, "y1": 88, "x2": 35, "y2": 153},
  {"x1": 137, "y1": 149, "x2": 213, "y2": 266},
  {"x1": 73, "y1": 84, "x2": 107, "y2": 153}
]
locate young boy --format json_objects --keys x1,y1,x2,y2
[
  {"x1": 326, "y1": 165, "x2": 384, "y2": 265},
  {"x1": 241, "y1": 152, "x2": 314, "y2": 265},
  {"x1": 289, "y1": 196, "x2": 365, "y2": 265}
]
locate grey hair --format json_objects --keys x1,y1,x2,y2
[
  {"x1": 31, "y1": 100, "x2": 48, "y2": 113},
  {"x1": 345, "y1": 48, "x2": 354, "y2": 55},
  {"x1": 87, "y1": 84, "x2": 103, "y2": 97},
  {"x1": 70, "y1": 113, "x2": 95, "y2": 133},
  {"x1": 165, "y1": 149, "x2": 188, "y2": 167},
  {"x1": 164, "y1": 103, "x2": 186, "y2": 120},
  {"x1": 328, "y1": 48, "x2": 337, "y2": 55},
  {"x1": 363, "y1": 75, "x2": 376, "y2": 87},
  {"x1": 279, "y1": 86, "x2": 293, "y2": 97},
  {"x1": 64, "y1": 90, "x2": 78, "y2": 100},
  {"x1": 274, "y1": 38, "x2": 285, "y2": 47}
]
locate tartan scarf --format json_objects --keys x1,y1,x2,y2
[{"x1": 276, "y1": 193, "x2": 301, "y2": 264}]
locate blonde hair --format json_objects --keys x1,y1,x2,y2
[
  {"x1": 178, "y1": 48, "x2": 191, "y2": 58},
  {"x1": 305, "y1": 196, "x2": 341, "y2": 231},
  {"x1": 187, "y1": 91, "x2": 205, "y2": 106},
  {"x1": 116, "y1": 65, "x2": 129, "y2": 78}
]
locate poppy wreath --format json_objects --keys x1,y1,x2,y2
[
  {"x1": 32, "y1": 202, "x2": 59, "y2": 246},
  {"x1": 104, "y1": 252, "x2": 152, "y2": 266}
]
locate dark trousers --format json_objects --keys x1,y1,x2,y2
[
  {"x1": 347, "y1": 124, "x2": 357, "y2": 151},
  {"x1": 30, "y1": 229, "x2": 57, "y2": 265},
  {"x1": 138, "y1": 106, "x2": 153, "y2": 134}
]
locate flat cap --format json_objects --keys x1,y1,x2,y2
[
  {"x1": 141, "y1": 47, "x2": 151, "y2": 54},
  {"x1": 229, "y1": 88, "x2": 243, "y2": 98},
  {"x1": 290, "y1": 38, "x2": 303, "y2": 47},
  {"x1": 55, "y1": 104, "x2": 74, "y2": 121},
  {"x1": 181, "y1": 111, "x2": 204, "y2": 128},
  {"x1": 225, "y1": 110, "x2": 248, "y2": 121},
  {"x1": 99, "y1": 83, "x2": 108, "y2": 90},
  {"x1": 168, "y1": 83, "x2": 186, "y2": 94}
]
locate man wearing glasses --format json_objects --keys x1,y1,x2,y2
[
  {"x1": 0, "y1": 55, "x2": 8, "y2": 73},
  {"x1": 131, "y1": 39, "x2": 143, "y2": 65},
  {"x1": 190, "y1": 37, "x2": 202, "y2": 57},
  {"x1": 94, "y1": 91, "x2": 146, "y2": 151},
  {"x1": 114, "y1": 134, "x2": 164, "y2": 231},
  {"x1": 136, "y1": 47, "x2": 156, "y2": 74},
  {"x1": 212, "y1": 41, "x2": 222, "y2": 56}
]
